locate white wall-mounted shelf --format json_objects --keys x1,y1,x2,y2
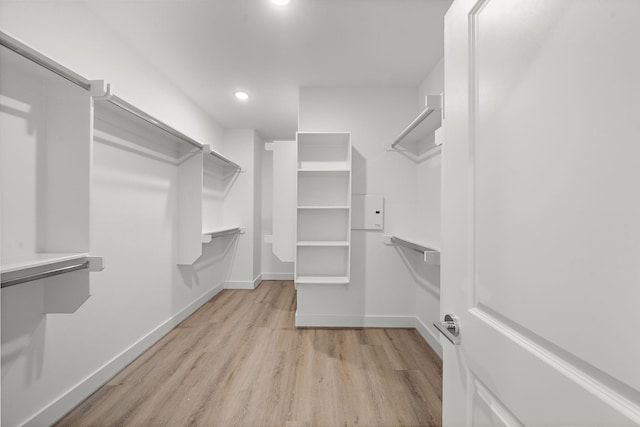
[
  {"x1": 1, "y1": 33, "x2": 105, "y2": 289},
  {"x1": 296, "y1": 241, "x2": 349, "y2": 247},
  {"x1": 93, "y1": 86, "x2": 243, "y2": 172},
  {"x1": 295, "y1": 132, "x2": 352, "y2": 286},
  {"x1": 2, "y1": 253, "x2": 89, "y2": 274},
  {"x1": 297, "y1": 168, "x2": 351, "y2": 173},
  {"x1": 385, "y1": 234, "x2": 440, "y2": 265},
  {"x1": 296, "y1": 275, "x2": 350, "y2": 285},
  {"x1": 178, "y1": 149, "x2": 244, "y2": 264},
  {"x1": 388, "y1": 94, "x2": 442, "y2": 150},
  {"x1": 1, "y1": 254, "x2": 104, "y2": 288},
  {"x1": 201, "y1": 226, "x2": 244, "y2": 244},
  {"x1": 297, "y1": 205, "x2": 350, "y2": 210}
]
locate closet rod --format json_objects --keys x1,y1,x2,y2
[
  {"x1": 390, "y1": 107, "x2": 436, "y2": 149},
  {"x1": 390, "y1": 236, "x2": 438, "y2": 254},
  {"x1": 204, "y1": 227, "x2": 242, "y2": 239},
  {"x1": 105, "y1": 95, "x2": 203, "y2": 150},
  {"x1": 207, "y1": 151, "x2": 242, "y2": 171},
  {"x1": 1, "y1": 261, "x2": 90, "y2": 288},
  {"x1": 0, "y1": 30, "x2": 92, "y2": 91}
]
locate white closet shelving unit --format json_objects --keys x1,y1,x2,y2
[
  {"x1": 178, "y1": 142, "x2": 244, "y2": 265},
  {"x1": 385, "y1": 94, "x2": 443, "y2": 263},
  {"x1": 0, "y1": 32, "x2": 104, "y2": 288},
  {"x1": 87, "y1": 82, "x2": 244, "y2": 266},
  {"x1": 295, "y1": 132, "x2": 352, "y2": 285}
]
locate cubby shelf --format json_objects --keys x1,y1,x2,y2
[
  {"x1": 297, "y1": 169, "x2": 350, "y2": 173},
  {"x1": 297, "y1": 205, "x2": 350, "y2": 210},
  {"x1": 296, "y1": 241, "x2": 349, "y2": 247},
  {"x1": 295, "y1": 275, "x2": 350, "y2": 285},
  {"x1": 295, "y1": 132, "x2": 352, "y2": 286}
]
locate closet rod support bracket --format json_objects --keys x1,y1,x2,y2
[{"x1": 89, "y1": 80, "x2": 112, "y2": 99}]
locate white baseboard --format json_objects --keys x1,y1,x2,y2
[
  {"x1": 25, "y1": 282, "x2": 225, "y2": 427},
  {"x1": 295, "y1": 313, "x2": 415, "y2": 328},
  {"x1": 295, "y1": 312, "x2": 442, "y2": 360},
  {"x1": 224, "y1": 274, "x2": 262, "y2": 290},
  {"x1": 261, "y1": 272, "x2": 294, "y2": 281},
  {"x1": 414, "y1": 317, "x2": 443, "y2": 359}
]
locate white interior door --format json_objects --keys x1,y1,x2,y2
[{"x1": 441, "y1": 0, "x2": 640, "y2": 425}]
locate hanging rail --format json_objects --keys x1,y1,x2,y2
[
  {"x1": 0, "y1": 30, "x2": 243, "y2": 170},
  {"x1": 1, "y1": 261, "x2": 90, "y2": 288},
  {"x1": 204, "y1": 146, "x2": 243, "y2": 171},
  {"x1": 202, "y1": 226, "x2": 244, "y2": 243},
  {"x1": 389, "y1": 94, "x2": 442, "y2": 149},
  {"x1": 204, "y1": 227, "x2": 242, "y2": 239},
  {"x1": 0, "y1": 30, "x2": 91, "y2": 91},
  {"x1": 100, "y1": 93, "x2": 243, "y2": 170},
  {"x1": 103, "y1": 94, "x2": 203, "y2": 150},
  {"x1": 388, "y1": 235, "x2": 440, "y2": 265}
]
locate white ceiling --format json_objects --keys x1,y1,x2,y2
[
  {"x1": 2, "y1": 0, "x2": 450, "y2": 140},
  {"x1": 84, "y1": 0, "x2": 451, "y2": 139}
]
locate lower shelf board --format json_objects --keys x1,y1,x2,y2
[{"x1": 295, "y1": 275, "x2": 350, "y2": 285}]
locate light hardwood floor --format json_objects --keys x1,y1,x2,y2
[{"x1": 56, "y1": 280, "x2": 442, "y2": 427}]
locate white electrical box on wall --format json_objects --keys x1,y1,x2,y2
[{"x1": 352, "y1": 195, "x2": 384, "y2": 230}]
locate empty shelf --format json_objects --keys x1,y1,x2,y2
[
  {"x1": 297, "y1": 241, "x2": 349, "y2": 247},
  {"x1": 205, "y1": 147, "x2": 243, "y2": 171},
  {"x1": 389, "y1": 235, "x2": 440, "y2": 265},
  {"x1": 297, "y1": 205, "x2": 350, "y2": 210},
  {"x1": 297, "y1": 168, "x2": 350, "y2": 173},
  {"x1": 389, "y1": 94, "x2": 442, "y2": 149},
  {"x1": 296, "y1": 275, "x2": 350, "y2": 285},
  {"x1": 1, "y1": 253, "x2": 104, "y2": 288},
  {"x1": 1, "y1": 253, "x2": 89, "y2": 274},
  {"x1": 202, "y1": 226, "x2": 243, "y2": 243}
]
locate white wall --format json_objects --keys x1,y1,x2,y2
[
  {"x1": 1, "y1": 105, "x2": 232, "y2": 426},
  {"x1": 0, "y1": 5, "x2": 262, "y2": 425},
  {"x1": 297, "y1": 88, "x2": 426, "y2": 327},
  {"x1": 222, "y1": 129, "x2": 262, "y2": 289},
  {"x1": 414, "y1": 57, "x2": 444, "y2": 356},
  {"x1": 252, "y1": 132, "x2": 263, "y2": 282},
  {"x1": 261, "y1": 147, "x2": 295, "y2": 279},
  {"x1": 0, "y1": 2, "x2": 224, "y2": 151}
]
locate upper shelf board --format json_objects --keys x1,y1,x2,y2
[{"x1": 389, "y1": 94, "x2": 442, "y2": 149}]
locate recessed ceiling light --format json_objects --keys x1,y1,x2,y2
[
  {"x1": 235, "y1": 91, "x2": 249, "y2": 101},
  {"x1": 271, "y1": 0, "x2": 290, "y2": 5}
]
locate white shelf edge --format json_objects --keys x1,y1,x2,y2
[
  {"x1": 297, "y1": 241, "x2": 349, "y2": 247},
  {"x1": 202, "y1": 145, "x2": 243, "y2": 171},
  {"x1": 384, "y1": 234, "x2": 441, "y2": 265},
  {"x1": 1, "y1": 253, "x2": 90, "y2": 274},
  {"x1": 297, "y1": 168, "x2": 350, "y2": 173},
  {"x1": 202, "y1": 226, "x2": 244, "y2": 243},
  {"x1": 295, "y1": 275, "x2": 350, "y2": 285},
  {"x1": 297, "y1": 205, "x2": 350, "y2": 210},
  {"x1": 1, "y1": 254, "x2": 105, "y2": 288},
  {"x1": 390, "y1": 94, "x2": 442, "y2": 149}
]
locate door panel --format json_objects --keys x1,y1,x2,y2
[
  {"x1": 475, "y1": 0, "x2": 640, "y2": 392},
  {"x1": 442, "y1": 0, "x2": 640, "y2": 425}
]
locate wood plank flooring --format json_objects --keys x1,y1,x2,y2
[{"x1": 56, "y1": 280, "x2": 442, "y2": 427}]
